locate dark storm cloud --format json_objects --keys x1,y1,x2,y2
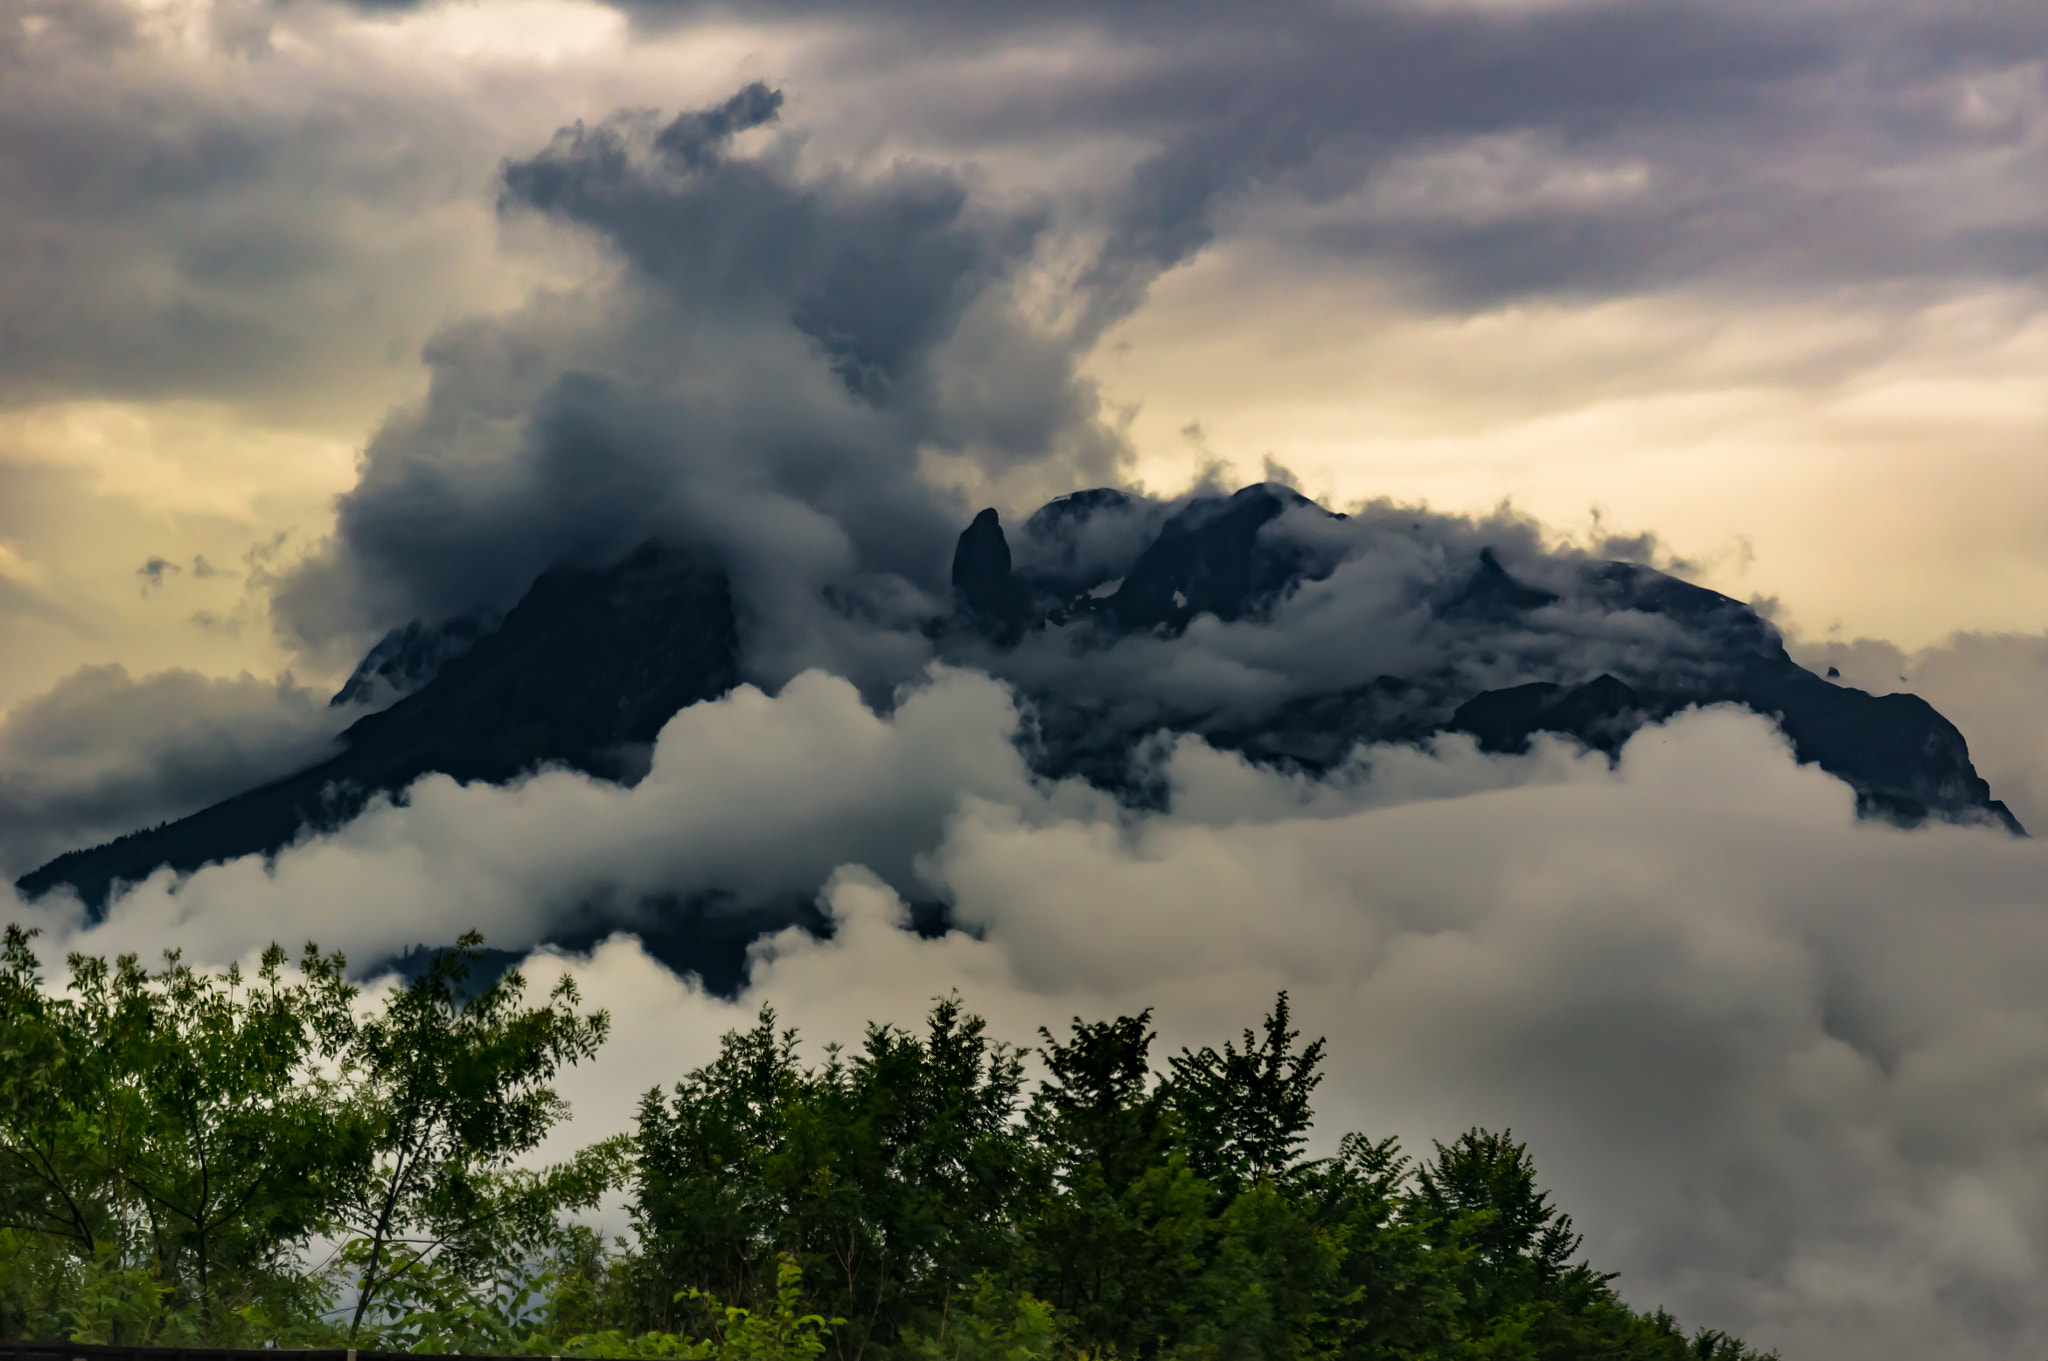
[
  {"x1": 602, "y1": 0, "x2": 2048, "y2": 309},
  {"x1": 497, "y1": 83, "x2": 1044, "y2": 411},
  {"x1": 0, "y1": 3, "x2": 286, "y2": 403},
  {"x1": 3, "y1": 0, "x2": 2041, "y2": 435},
  {"x1": 275, "y1": 82, "x2": 1126, "y2": 686},
  {"x1": 281, "y1": 44, "x2": 1922, "y2": 700}
]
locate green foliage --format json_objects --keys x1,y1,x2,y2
[
  {"x1": 0, "y1": 924, "x2": 613, "y2": 1349},
  {"x1": 632, "y1": 995, "x2": 1033, "y2": 1356},
  {"x1": 628, "y1": 994, "x2": 1775, "y2": 1361},
  {"x1": 338, "y1": 929, "x2": 616, "y2": 1340},
  {"x1": 513, "y1": 1257, "x2": 843, "y2": 1361},
  {"x1": 900, "y1": 1275, "x2": 1058, "y2": 1361},
  {"x1": 1168, "y1": 990, "x2": 1325, "y2": 1188},
  {"x1": 0, "y1": 928, "x2": 1774, "y2": 1361},
  {"x1": 0, "y1": 923, "x2": 365, "y2": 1339}
]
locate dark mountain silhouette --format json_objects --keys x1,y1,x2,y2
[
  {"x1": 17, "y1": 486, "x2": 2021, "y2": 984},
  {"x1": 951, "y1": 484, "x2": 2023, "y2": 834},
  {"x1": 19, "y1": 543, "x2": 738, "y2": 911}
]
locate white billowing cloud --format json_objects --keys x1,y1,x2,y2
[
  {"x1": 907, "y1": 713, "x2": 2048, "y2": 1361},
  {"x1": 11, "y1": 666, "x2": 2048, "y2": 1360},
  {"x1": 22, "y1": 667, "x2": 1116, "y2": 961},
  {"x1": 528, "y1": 704, "x2": 2048, "y2": 1361}
]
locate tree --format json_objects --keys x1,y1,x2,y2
[
  {"x1": 0, "y1": 924, "x2": 123, "y2": 1260},
  {"x1": 633, "y1": 997, "x2": 1034, "y2": 1359},
  {"x1": 339, "y1": 931, "x2": 613, "y2": 1341},
  {"x1": 1168, "y1": 991, "x2": 1325, "y2": 1188},
  {"x1": 1016, "y1": 1009, "x2": 1210, "y2": 1355},
  {"x1": 1413, "y1": 1129, "x2": 1587, "y2": 1316},
  {"x1": 115, "y1": 942, "x2": 367, "y2": 1330},
  {"x1": 1032, "y1": 1010, "x2": 1171, "y2": 1196},
  {"x1": 2, "y1": 933, "x2": 1777, "y2": 1361},
  {"x1": 0, "y1": 926, "x2": 367, "y2": 1338}
]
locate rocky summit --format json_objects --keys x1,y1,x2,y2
[{"x1": 947, "y1": 484, "x2": 2020, "y2": 835}]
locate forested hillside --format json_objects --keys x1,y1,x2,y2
[{"x1": 0, "y1": 928, "x2": 1769, "y2": 1359}]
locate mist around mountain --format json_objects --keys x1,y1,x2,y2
[
  {"x1": 17, "y1": 481, "x2": 2020, "y2": 994},
  {"x1": 18, "y1": 75, "x2": 2003, "y2": 965}
]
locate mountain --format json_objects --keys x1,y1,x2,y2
[
  {"x1": 17, "y1": 485, "x2": 2020, "y2": 970},
  {"x1": 949, "y1": 484, "x2": 2021, "y2": 832},
  {"x1": 17, "y1": 543, "x2": 739, "y2": 910}
]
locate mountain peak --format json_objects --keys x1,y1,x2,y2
[{"x1": 16, "y1": 485, "x2": 2023, "y2": 983}]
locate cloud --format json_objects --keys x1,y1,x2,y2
[
  {"x1": 14, "y1": 668, "x2": 1105, "y2": 963},
  {"x1": 0, "y1": 663, "x2": 346, "y2": 877},
  {"x1": 0, "y1": 0, "x2": 576, "y2": 427},
  {"x1": 272, "y1": 81, "x2": 1129, "y2": 688},
  {"x1": 973, "y1": 496, "x2": 1709, "y2": 707},
  {"x1": 604, "y1": 0, "x2": 2048, "y2": 307},
  {"x1": 14, "y1": 671, "x2": 2048, "y2": 1359},
  {"x1": 517, "y1": 708, "x2": 2048, "y2": 1361}
]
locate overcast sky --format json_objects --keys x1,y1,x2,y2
[
  {"x1": 3, "y1": 0, "x2": 2046, "y2": 707},
  {"x1": 5, "y1": 1, "x2": 2048, "y2": 1356}
]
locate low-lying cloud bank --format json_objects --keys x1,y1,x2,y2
[{"x1": 8, "y1": 667, "x2": 2048, "y2": 1361}]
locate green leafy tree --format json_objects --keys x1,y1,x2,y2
[
  {"x1": 116, "y1": 942, "x2": 366, "y2": 1330},
  {"x1": 901, "y1": 1274, "x2": 1058, "y2": 1361},
  {"x1": 0, "y1": 925, "x2": 365, "y2": 1339},
  {"x1": 633, "y1": 997, "x2": 1034, "y2": 1358},
  {"x1": 1407, "y1": 1129, "x2": 1764, "y2": 1360},
  {"x1": 1017, "y1": 997, "x2": 1347, "y2": 1360},
  {"x1": 0, "y1": 925, "x2": 125, "y2": 1260},
  {"x1": 630, "y1": 1004, "x2": 805, "y2": 1318},
  {"x1": 339, "y1": 930, "x2": 613, "y2": 1341},
  {"x1": 0, "y1": 928, "x2": 1778, "y2": 1361},
  {"x1": 1015, "y1": 1008, "x2": 1209, "y2": 1353},
  {"x1": 1168, "y1": 992, "x2": 1326, "y2": 1188}
]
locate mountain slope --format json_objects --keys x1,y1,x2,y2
[{"x1": 19, "y1": 544, "x2": 738, "y2": 909}]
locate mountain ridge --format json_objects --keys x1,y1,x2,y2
[
  {"x1": 18, "y1": 485, "x2": 2020, "y2": 956},
  {"x1": 17, "y1": 542, "x2": 738, "y2": 909}
]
